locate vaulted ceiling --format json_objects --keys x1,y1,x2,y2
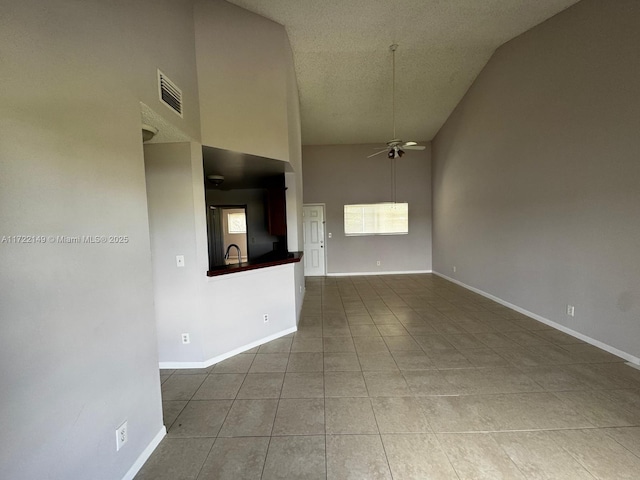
[{"x1": 227, "y1": 0, "x2": 581, "y2": 146}]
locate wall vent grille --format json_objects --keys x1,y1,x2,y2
[{"x1": 158, "y1": 70, "x2": 183, "y2": 117}]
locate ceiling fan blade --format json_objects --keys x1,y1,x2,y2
[
  {"x1": 367, "y1": 149, "x2": 388, "y2": 158},
  {"x1": 403, "y1": 141, "x2": 417, "y2": 147},
  {"x1": 403, "y1": 145, "x2": 426, "y2": 150}
]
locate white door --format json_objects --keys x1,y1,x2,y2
[{"x1": 303, "y1": 204, "x2": 326, "y2": 276}]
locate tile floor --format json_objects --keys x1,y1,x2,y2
[{"x1": 136, "y1": 274, "x2": 640, "y2": 479}]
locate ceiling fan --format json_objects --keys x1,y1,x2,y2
[{"x1": 369, "y1": 44, "x2": 426, "y2": 159}]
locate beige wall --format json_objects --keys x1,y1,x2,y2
[
  {"x1": 303, "y1": 144, "x2": 432, "y2": 274},
  {"x1": 194, "y1": 0, "x2": 290, "y2": 161},
  {"x1": 144, "y1": 142, "x2": 205, "y2": 363},
  {"x1": 432, "y1": 0, "x2": 640, "y2": 360},
  {"x1": 0, "y1": 0, "x2": 200, "y2": 478},
  {"x1": 143, "y1": 3, "x2": 303, "y2": 369},
  {"x1": 194, "y1": 0, "x2": 303, "y2": 253}
]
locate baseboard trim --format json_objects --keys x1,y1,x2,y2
[
  {"x1": 121, "y1": 425, "x2": 166, "y2": 480},
  {"x1": 433, "y1": 271, "x2": 640, "y2": 366},
  {"x1": 158, "y1": 326, "x2": 297, "y2": 369},
  {"x1": 327, "y1": 269, "x2": 432, "y2": 277}
]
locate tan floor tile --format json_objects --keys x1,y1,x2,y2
[
  {"x1": 323, "y1": 352, "x2": 361, "y2": 371},
  {"x1": 363, "y1": 371, "x2": 412, "y2": 396},
  {"x1": 161, "y1": 374, "x2": 207, "y2": 401},
  {"x1": 197, "y1": 437, "x2": 269, "y2": 480},
  {"x1": 257, "y1": 337, "x2": 293, "y2": 353},
  {"x1": 290, "y1": 336, "x2": 323, "y2": 352},
  {"x1": 371, "y1": 397, "x2": 432, "y2": 433},
  {"x1": 553, "y1": 389, "x2": 640, "y2": 427},
  {"x1": 392, "y1": 351, "x2": 435, "y2": 370},
  {"x1": 218, "y1": 399, "x2": 278, "y2": 437},
  {"x1": 236, "y1": 373, "x2": 284, "y2": 399},
  {"x1": 326, "y1": 435, "x2": 391, "y2": 480},
  {"x1": 382, "y1": 335, "x2": 423, "y2": 352},
  {"x1": 162, "y1": 400, "x2": 187, "y2": 430},
  {"x1": 286, "y1": 352, "x2": 323, "y2": 372},
  {"x1": 272, "y1": 398, "x2": 325, "y2": 435},
  {"x1": 248, "y1": 354, "x2": 289, "y2": 373},
  {"x1": 324, "y1": 371, "x2": 368, "y2": 397},
  {"x1": 358, "y1": 353, "x2": 399, "y2": 371},
  {"x1": 325, "y1": 397, "x2": 378, "y2": 434},
  {"x1": 262, "y1": 436, "x2": 326, "y2": 480},
  {"x1": 167, "y1": 400, "x2": 232, "y2": 438},
  {"x1": 212, "y1": 354, "x2": 255, "y2": 373},
  {"x1": 404, "y1": 369, "x2": 458, "y2": 396},
  {"x1": 382, "y1": 434, "x2": 457, "y2": 479},
  {"x1": 493, "y1": 431, "x2": 596, "y2": 479},
  {"x1": 604, "y1": 426, "x2": 640, "y2": 457},
  {"x1": 135, "y1": 437, "x2": 214, "y2": 480},
  {"x1": 281, "y1": 372, "x2": 324, "y2": 398},
  {"x1": 192, "y1": 374, "x2": 245, "y2": 400},
  {"x1": 438, "y1": 432, "x2": 526, "y2": 480},
  {"x1": 323, "y1": 336, "x2": 356, "y2": 352},
  {"x1": 548, "y1": 429, "x2": 640, "y2": 480}
]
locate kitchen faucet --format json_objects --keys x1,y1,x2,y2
[{"x1": 224, "y1": 243, "x2": 242, "y2": 264}]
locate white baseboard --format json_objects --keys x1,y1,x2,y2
[
  {"x1": 158, "y1": 326, "x2": 297, "y2": 369},
  {"x1": 433, "y1": 271, "x2": 640, "y2": 366},
  {"x1": 121, "y1": 425, "x2": 166, "y2": 480},
  {"x1": 327, "y1": 269, "x2": 432, "y2": 277}
]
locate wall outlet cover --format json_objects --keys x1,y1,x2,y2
[{"x1": 116, "y1": 421, "x2": 128, "y2": 451}]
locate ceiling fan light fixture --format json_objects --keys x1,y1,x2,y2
[
  {"x1": 366, "y1": 44, "x2": 426, "y2": 159},
  {"x1": 207, "y1": 174, "x2": 225, "y2": 186}
]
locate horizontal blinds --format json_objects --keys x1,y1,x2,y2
[{"x1": 344, "y1": 203, "x2": 408, "y2": 236}]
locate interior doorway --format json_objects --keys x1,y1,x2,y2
[{"x1": 302, "y1": 204, "x2": 326, "y2": 276}]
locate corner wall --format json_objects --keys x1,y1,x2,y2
[
  {"x1": 0, "y1": 0, "x2": 200, "y2": 478},
  {"x1": 303, "y1": 144, "x2": 432, "y2": 275},
  {"x1": 432, "y1": 0, "x2": 640, "y2": 361}
]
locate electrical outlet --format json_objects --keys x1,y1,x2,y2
[
  {"x1": 376, "y1": 260, "x2": 381, "y2": 266},
  {"x1": 453, "y1": 266, "x2": 457, "y2": 273},
  {"x1": 176, "y1": 255, "x2": 185, "y2": 267},
  {"x1": 263, "y1": 314, "x2": 269, "y2": 323},
  {"x1": 181, "y1": 333, "x2": 190, "y2": 344},
  {"x1": 567, "y1": 305, "x2": 575, "y2": 317},
  {"x1": 115, "y1": 421, "x2": 128, "y2": 451}
]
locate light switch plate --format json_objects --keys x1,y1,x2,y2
[{"x1": 176, "y1": 255, "x2": 185, "y2": 267}]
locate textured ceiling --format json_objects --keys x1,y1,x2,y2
[{"x1": 226, "y1": 0, "x2": 580, "y2": 146}]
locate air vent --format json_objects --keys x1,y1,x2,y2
[{"x1": 158, "y1": 70, "x2": 183, "y2": 118}]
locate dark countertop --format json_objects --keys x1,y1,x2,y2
[{"x1": 207, "y1": 251, "x2": 303, "y2": 277}]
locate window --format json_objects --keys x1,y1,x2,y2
[
  {"x1": 227, "y1": 212, "x2": 247, "y2": 234},
  {"x1": 344, "y1": 203, "x2": 408, "y2": 236}
]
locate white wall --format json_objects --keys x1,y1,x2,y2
[
  {"x1": 0, "y1": 0, "x2": 200, "y2": 478},
  {"x1": 285, "y1": 35, "x2": 305, "y2": 252},
  {"x1": 194, "y1": 0, "x2": 290, "y2": 162},
  {"x1": 199, "y1": 265, "x2": 298, "y2": 363},
  {"x1": 144, "y1": 2, "x2": 304, "y2": 367},
  {"x1": 303, "y1": 144, "x2": 432, "y2": 274},
  {"x1": 432, "y1": 0, "x2": 640, "y2": 361},
  {"x1": 144, "y1": 142, "x2": 205, "y2": 363},
  {"x1": 145, "y1": 142, "x2": 302, "y2": 367}
]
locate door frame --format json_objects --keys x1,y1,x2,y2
[{"x1": 302, "y1": 203, "x2": 327, "y2": 276}]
